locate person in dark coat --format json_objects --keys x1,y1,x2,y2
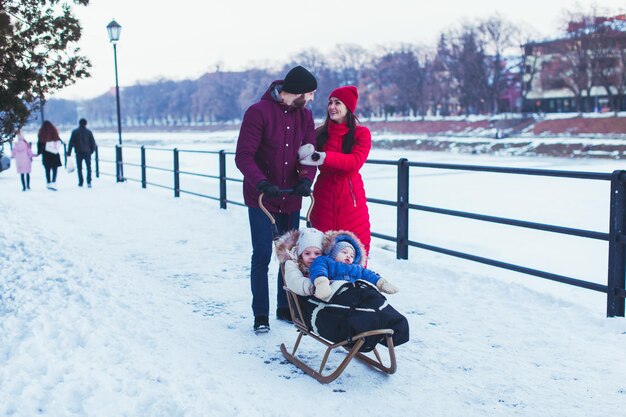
[
  {"x1": 235, "y1": 65, "x2": 318, "y2": 333},
  {"x1": 36, "y1": 120, "x2": 63, "y2": 191},
  {"x1": 67, "y1": 118, "x2": 97, "y2": 188}
]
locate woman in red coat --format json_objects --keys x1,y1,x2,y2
[{"x1": 299, "y1": 86, "x2": 372, "y2": 255}]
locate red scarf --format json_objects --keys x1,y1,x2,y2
[{"x1": 327, "y1": 121, "x2": 349, "y2": 138}]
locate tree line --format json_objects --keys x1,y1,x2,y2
[
  {"x1": 44, "y1": 13, "x2": 535, "y2": 128},
  {"x1": 3, "y1": 1, "x2": 624, "y2": 141}
]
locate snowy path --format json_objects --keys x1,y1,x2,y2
[{"x1": 1, "y1": 167, "x2": 625, "y2": 417}]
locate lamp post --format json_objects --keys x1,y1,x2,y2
[
  {"x1": 35, "y1": 65, "x2": 45, "y2": 122},
  {"x1": 107, "y1": 19, "x2": 124, "y2": 182}
]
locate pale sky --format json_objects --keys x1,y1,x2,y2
[{"x1": 51, "y1": 0, "x2": 622, "y2": 100}]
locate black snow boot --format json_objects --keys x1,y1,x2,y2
[
  {"x1": 253, "y1": 316, "x2": 270, "y2": 333},
  {"x1": 276, "y1": 307, "x2": 292, "y2": 323}
]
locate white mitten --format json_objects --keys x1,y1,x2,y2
[
  {"x1": 298, "y1": 144, "x2": 315, "y2": 160},
  {"x1": 376, "y1": 278, "x2": 399, "y2": 294},
  {"x1": 314, "y1": 276, "x2": 331, "y2": 300},
  {"x1": 299, "y1": 151, "x2": 326, "y2": 166}
]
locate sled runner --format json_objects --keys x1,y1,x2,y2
[{"x1": 259, "y1": 192, "x2": 398, "y2": 384}]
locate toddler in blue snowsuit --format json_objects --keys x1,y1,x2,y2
[{"x1": 309, "y1": 233, "x2": 399, "y2": 301}]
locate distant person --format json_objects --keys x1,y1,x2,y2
[
  {"x1": 36, "y1": 120, "x2": 63, "y2": 191},
  {"x1": 299, "y1": 86, "x2": 373, "y2": 256},
  {"x1": 235, "y1": 65, "x2": 318, "y2": 333},
  {"x1": 11, "y1": 129, "x2": 33, "y2": 191},
  {"x1": 67, "y1": 118, "x2": 97, "y2": 188}
]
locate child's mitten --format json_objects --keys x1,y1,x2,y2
[
  {"x1": 376, "y1": 278, "x2": 399, "y2": 294},
  {"x1": 314, "y1": 276, "x2": 331, "y2": 300}
]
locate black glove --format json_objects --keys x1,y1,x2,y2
[
  {"x1": 293, "y1": 179, "x2": 312, "y2": 197},
  {"x1": 256, "y1": 180, "x2": 281, "y2": 199}
]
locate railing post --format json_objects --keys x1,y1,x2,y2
[
  {"x1": 219, "y1": 150, "x2": 227, "y2": 209},
  {"x1": 607, "y1": 170, "x2": 626, "y2": 317},
  {"x1": 94, "y1": 146, "x2": 99, "y2": 178},
  {"x1": 173, "y1": 148, "x2": 180, "y2": 197},
  {"x1": 140, "y1": 146, "x2": 146, "y2": 188},
  {"x1": 115, "y1": 144, "x2": 124, "y2": 182},
  {"x1": 396, "y1": 158, "x2": 409, "y2": 260}
]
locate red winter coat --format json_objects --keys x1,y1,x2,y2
[{"x1": 310, "y1": 122, "x2": 372, "y2": 255}]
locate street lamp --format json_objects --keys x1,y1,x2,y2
[
  {"x1": 107, "y1": 19, "x2": 124, "y2": 182},
  {"x1": 35, "y1": 65, "x2": 45, "y2": 122}
]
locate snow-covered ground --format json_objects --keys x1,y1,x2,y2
[{"x1": 1, "y1": 134, "x2": 625, "y2": 417}]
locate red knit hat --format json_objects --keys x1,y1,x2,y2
[{"x1": 329, "y1": 86, "x2": 358, "y2": 114}]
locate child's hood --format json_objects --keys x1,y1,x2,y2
[
  {"x1": 322, "y1": 230, "x2": 367, "y2": 267},
  {"x1": 274, "y1": 229, "x2": 299, "y2": 263}
]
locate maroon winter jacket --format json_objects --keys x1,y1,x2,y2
[{"x1": 235, "y1": 81, "x2": 317, "y2": 213}]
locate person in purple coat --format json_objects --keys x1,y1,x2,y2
[{"x1": 235, "y1": 65, "x2": 318, "y2": 333}]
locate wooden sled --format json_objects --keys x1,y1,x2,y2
[
  {"x1": 280, "y1": 280, "x2": 397, "y2": 384},
  {"x1": 258, "y1": 192, "x2": 397, "y2": 383}
]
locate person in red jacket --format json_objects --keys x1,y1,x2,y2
[
  {"x1": 235, "y1": 65, "x2": 318, "y2": 333},
  {"x1": 299, "y1": 86, "x2": 372, "y2": 256}
]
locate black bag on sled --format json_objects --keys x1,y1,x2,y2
[{"x1": 300, "y1": 281, "x2": 409, "y2": 352}]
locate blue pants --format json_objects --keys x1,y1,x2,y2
[
  {"x1": 248, "y1": 207, "x2": 300, "y2": 318},
  {"x1": 76, "y1": 153, "x2": 92, "y2": 185}
]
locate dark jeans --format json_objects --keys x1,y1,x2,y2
[
  {"x1": 76, "y1": 153, "x2": 92, "y2": 185},
  {"x1": 248, "y1": 207, "x2": 300, "y2": 318},
  {"x1": 20, "y1": 173, "x2": 30, "y2": 190},
  {"x1": 45, "y1": 166, "x2": 58, "y2": 183}
]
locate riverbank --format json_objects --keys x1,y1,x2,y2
[{"x1": 16, "y1": 113, "x2": 624, "y2": 159}]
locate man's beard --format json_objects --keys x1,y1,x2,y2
[{"x1": 291, "y1": 94, "x2": 307, "y2": 109}]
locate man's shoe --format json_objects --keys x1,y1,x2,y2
[
  {"x1": 276, "y1": 307, "x2": 292, "y2": 323},
  {"x1": 87, "y1": 183, "x2": 92, "y2": 188},
  {"x1": 253, "y1": 316, "x2": 270, "y2": 334}
]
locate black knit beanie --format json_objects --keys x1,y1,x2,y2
[{"x1": 282, "y1": 66, "x2": 317, "y2": 94}]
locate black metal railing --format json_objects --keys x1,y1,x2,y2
[{"x1": 97, "y1": 144, "x2": 625, "y2": 317}]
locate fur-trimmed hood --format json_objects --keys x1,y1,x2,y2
[
  {"x1": 274, "y1": 229, "x2": 300, "y2": 263},
  {"x1": 274, "y1": 228, "x2": 367, "y2": 266},
  {"x1": 322, "y1": 230, "x2": 367, "y2": 267}
]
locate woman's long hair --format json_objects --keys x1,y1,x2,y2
[
  {"x1": 38, "y1": 120, "x2": 60, "y2": 143},
  {"x1": 315, "y1": 111, "x2": 359, "y2": 154}
]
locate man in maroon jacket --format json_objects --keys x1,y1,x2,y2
[{"x1": 235, "y1": 66, "x2": 318, "y2": 333}]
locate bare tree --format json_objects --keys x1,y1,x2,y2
[
  {"x1": 428, "y1": 34, "x2": 457, "y2": 116},
  {"x1": 449, "y1": 26, "x2": 490, "y2": 114},
  {"x1": 328, "y1": 43, "x2": 370, "y2": 86},
  {"x1": 586, "y1": 17, "x2": 626, "y2": 115},
  {"x1": 477, "y1": 14, "x2": 521, "y2": 113}
]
